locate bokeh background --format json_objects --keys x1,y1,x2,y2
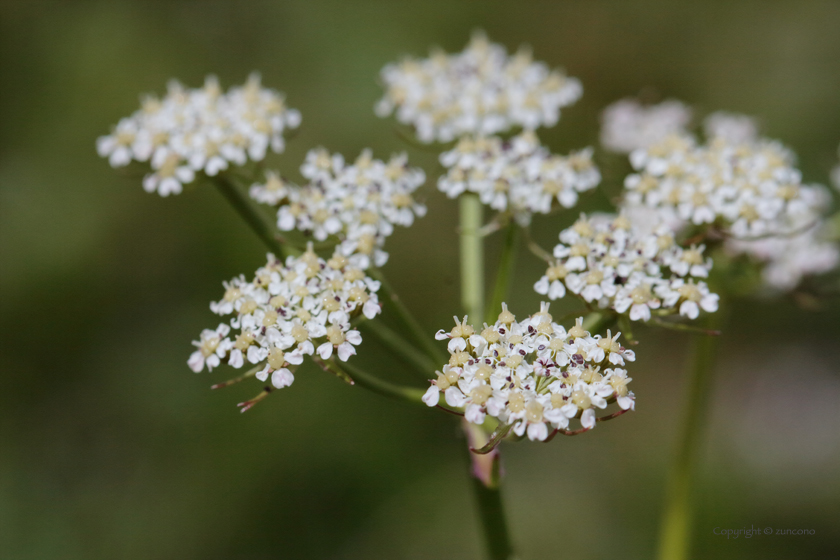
[{"x1": 2, "y1": 2, "x2": 839, "y2": 559}]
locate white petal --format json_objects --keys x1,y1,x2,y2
[
  {"x1": 560, "y1": 403, "x2": 578, "y2": 418},
  {"x1": 581, "y1": 408, "x2": 596, "y2": 429},
  {"x1": 317, "y1": 342, "x2": 333, "y2": 360},
  {"x1": 246, "y1": 345, "x2": 264, "y2": 364},
  {"x1": 337, "y1": 342, "x2": 356, "y2": 362},
  {"x1": 444, "y1": 387, "x2": 467, "y2": 408},
  {"x1": 422, "y1": 386, "x2": 440, "y2": 407},
  {"x1": 345, "y1": 330, "x2": 362, "y2": 345},
  {"x1": 187, "y1": 351, "x2": 204, "y2": 373},
  {"x1": 534, "y1": 276, "x2": 550, "y2": 295},
  {"x1": 618, "y1": 395, "x2": 635, "y2": 410},
  {"x1": 363, "y1": 300, "x2": 380, "y2": 319},
  {"x1": 271, "y1": 368, "x2": 294, "y2": 389},
  {"x1": 448, "y1": 337, "x2": 467, "y2": 353},
  {"x1": 548, "y1": 281, "x2": 566, "y2": 300},
  {"x1": 465, "y1": 404, "x2": 486, "y2": 424},
  {"x1": 228, "y1": 349, "x2": 244, "y2": 368},
  {"x1": 527, "y1": 422, "x2": 549, "y2": 441}
]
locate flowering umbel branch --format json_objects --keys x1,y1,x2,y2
[{"x1": 97, "y1": 29, "x2": 839, "y2": 560}]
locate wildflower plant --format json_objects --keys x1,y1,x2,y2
[{"x1": 100, "y1": 32, "x2": 840, "y2": 560}]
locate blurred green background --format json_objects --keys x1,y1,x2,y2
[{"x1": 2, "y1": 1, "x2": 839, "y2": 559}]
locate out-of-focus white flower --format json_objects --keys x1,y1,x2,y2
[
  {"x1": 726, "y1": 223, "x2": 839, "y2": 291},
  {"x1": 97, "y1": 74, "x2": 300, "y2": 195},
  {"x1": 600, "y1": 98, "x2": 692, "y2": 153},
  {"x1": 423, "y1": 304, "x2": 636, "y2": 440},
  {"x1": 376, "y1": 31, "x2": 582, "y2": 143},
  {"x1": 437, "y1": 132, "x2": 599, "y2": 224},
  {"x1": 624, "y1": 134, "x2": 825, "y2": 238},
  {"x1": 189, "y1": 248, "x2": 381, "y2": 394},
  {"x1": 534, "y1": 214, "x2": 719, "y2": 321},
  {"x1": 703, "y1": 111, "x2": 758, "y2": 144},
  {"x1": 250, "y1": 149, "x2": 427, "y2": 270},
  {"x1": 248, "y1": 171, "x2": 292, "y2": 205}
]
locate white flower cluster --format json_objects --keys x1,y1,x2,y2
[
  {"x1": 703, "y1": 111, "x2": 758, "y2": 145},
  {"x1": 600, "y1": 99, "x2": 692, "y2": 153},
  {"x1": 437, "y1": 132, "x2": 600, "y2": 224},
  {"x1": 624, "y1": 135, "x2": 826, "y2": 238},
  {"x1": 534, "y1": 214, "x2": 719, "y2": 321},
  {"x1": 422, "y1": 304, "x2": 636, "y2": 441},
  {"x1": 726, "y1": 224, "x2": 839, "y2": 291},
  {"x1": 249, "y1": 149, "x2": 427, "y2": 270},
  {"x1": 376, "y1": 32, "x2": 582, "y2": 143},
  {"x1": 188, "y1": 248, "x2": 381, "y2": 390},
  {"x1": 97, "y1": 74, "x2": 301, "y2": 196}
]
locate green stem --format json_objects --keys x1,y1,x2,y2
[
  {"x1": 460, "y1": 194, "x2": 485, "y2": 325},
  {"x1": 486, "y1": 224, "x2": 519, "y2": 324},
  {"x1": 464, "y1": 421, "x2": 515, "y2": 560},
  {"x1": 212, "y1": 175, "x2": 291, "y2": 257},
  {"x1": 369, "y1": 268, "x2": 447, "y2": 364},
  {"x1": 472, "y1": 475, "x2": 515, "y2": 560},
  {"x1": 459, "y1": 195, "x2": 515, "y2": 560},
  {"x1": 582, "y1": 311, "x2": 616, "y2": 334},
  {"x1": 334, "y1": 360, "x2": 426, "y2": 404},
  {"x1": 361, "y1": 320, "x2": 438, "y2": 379},
  {"x1": 656, "y1": 313, "x2": 723, "y2": 560}
]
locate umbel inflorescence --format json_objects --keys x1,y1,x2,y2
[
  {"x1": 605, "y1": 102, "x2": 839, "y2": 293},
  {"x1": 534, "y1": 214, "x2": 719, "y2": 321},
  {"x1": 437, "y1": 132, "x2": 600, "y2": 225},
  {"x1": 97, "y1": 74, "x2": 300, "y2": 196},
  {"x1": 249, "y1": 148, "x2": 427, "y2": 270},
  {"x1": 188, "y1": 247, "x2": 381, "y2": 406},
  {"x1": 423, "y1": 304, "x2": 635, "y2": 441},
  {"x1": 624, "y1": 133, "x2": 826, "y2": 237},
  {"x1": 376, "y1": 32, "x2": 582, "y2": 143}
]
